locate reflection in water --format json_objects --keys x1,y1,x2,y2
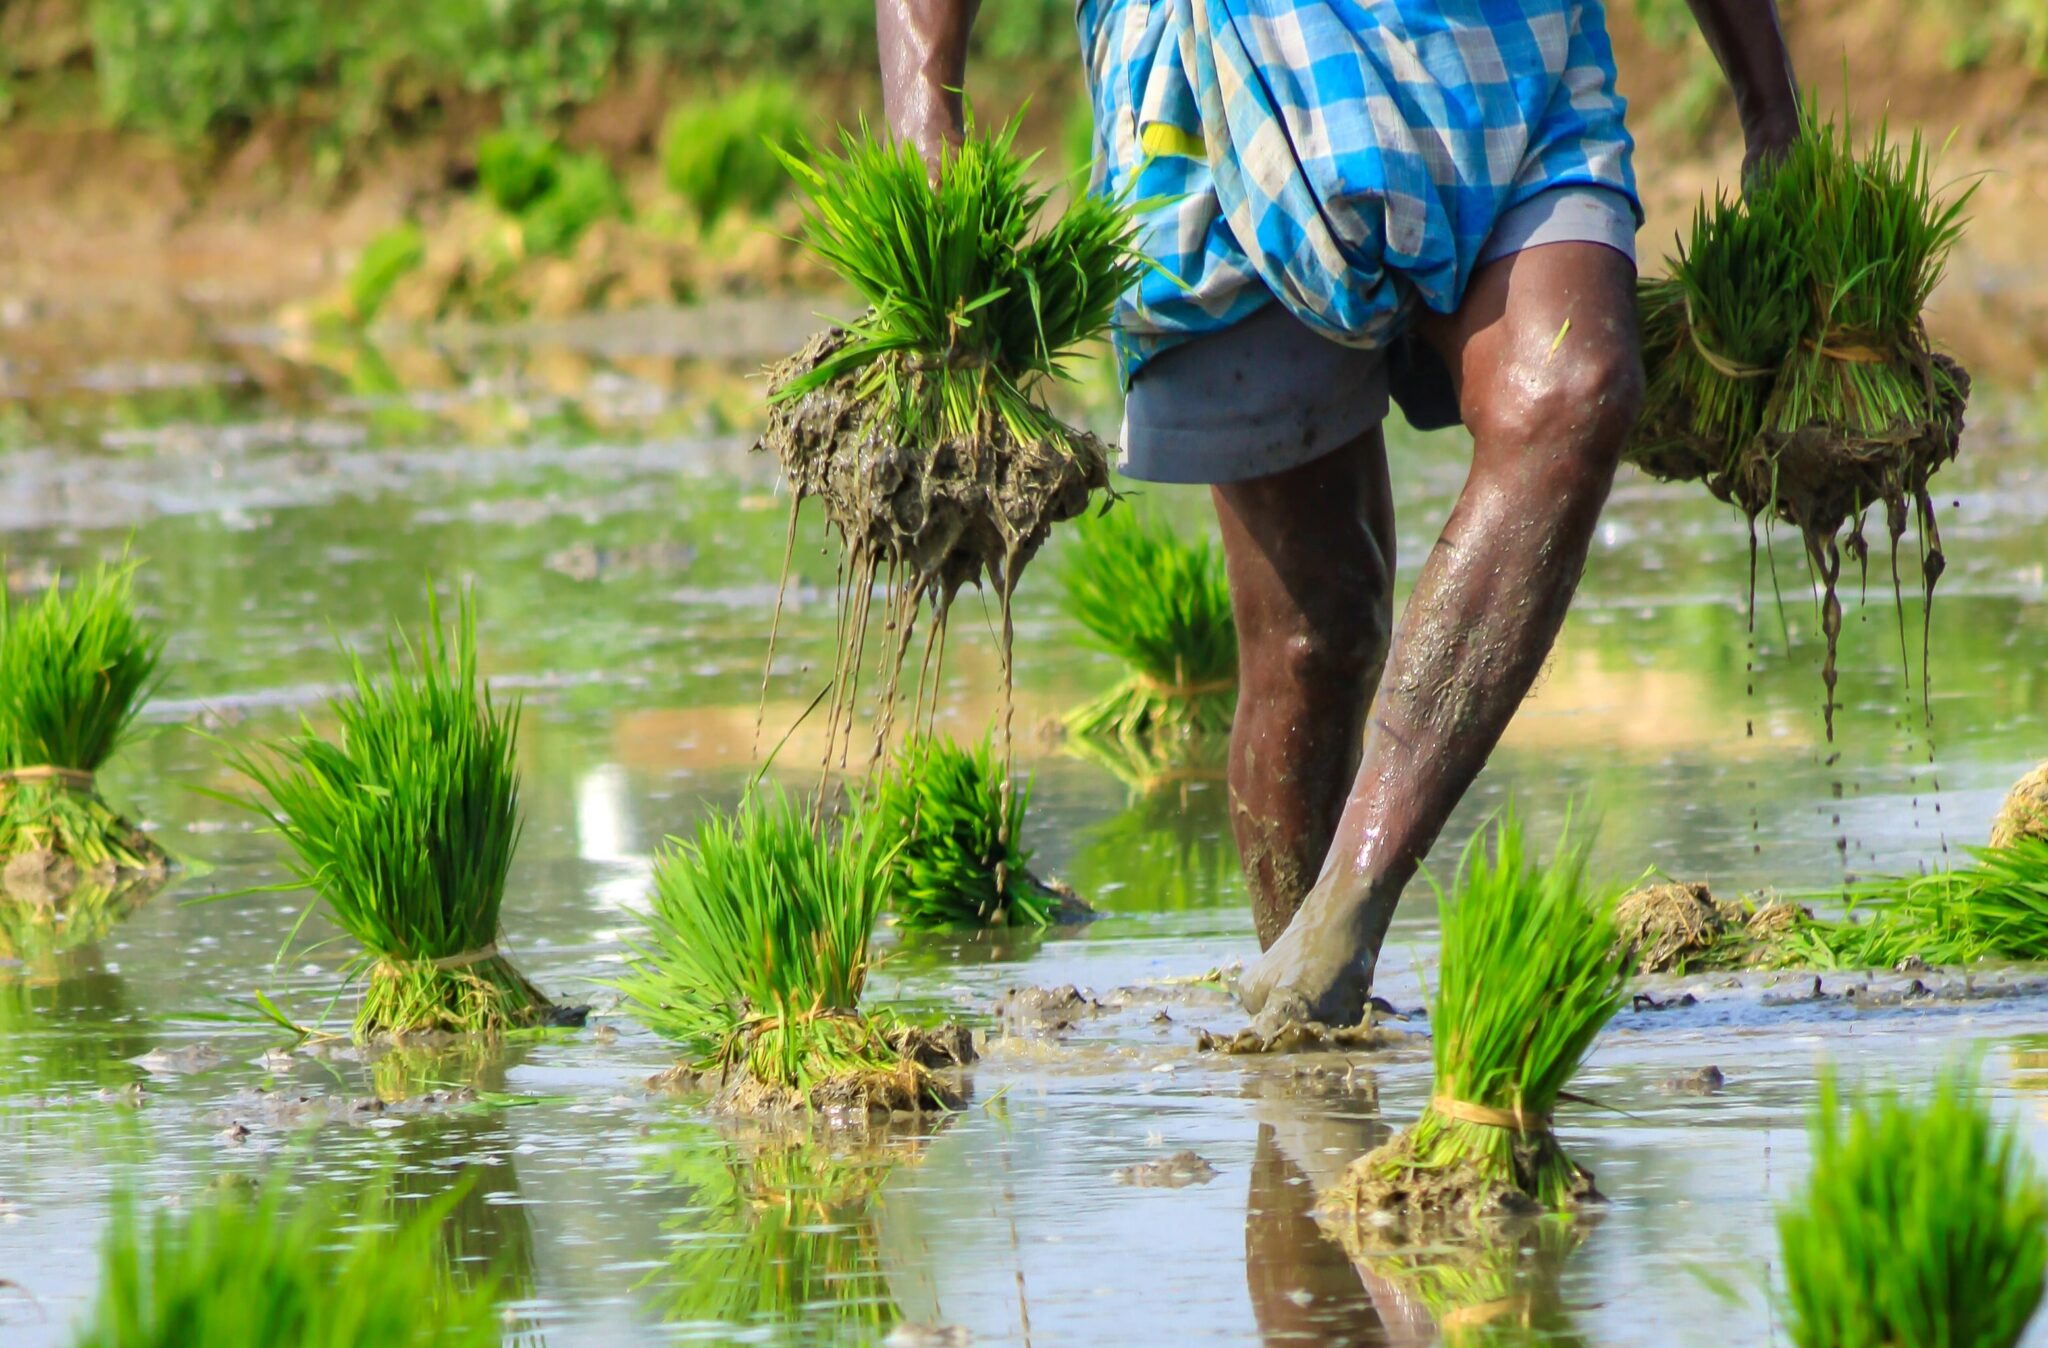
[
  {"x1": 1245, "y1": 1071, "x2": 1394, "y2": 1346},
  {"x1": 575, "y1": 763, "x2": 654, "y2": 910},
  {"x1": 641, "y1": 1124, "x2": 909, "y2": 1341},
  {"x1": 0, "y1": 878, "x2": 161, "y2": 973},
  {"x1": 1347, "y1": 1219, "x2": 1590, "y2": 1348},
  {"x1": 1069, "y1": 781, "x2": 1241, "y2": 914},
  {"x1": 391, "y1": 1115, "x2": 542, "y2": 1319},
  {"x1": 0, "y1": 947, "x2": 151, "y2": 1097}
]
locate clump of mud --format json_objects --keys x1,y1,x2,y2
[
  {"x1": 1321, "y1": 1129, "x2": 1600, "y2": 1242},
  {"x1": 1616, "y1": 880, "x2": 1813, "y2": 973},
  {"x1": 650, "y1": 1022, "x2": 976, "y2": 1119},
  {"x1": 1194, "y1": 1020, "x2": 1409, "y2": 1055},
  {"x1": 1991, "y1": 762, "x2": 2048, "y2": 849},
  {"x1": 758, "y1": 330, "x2": 1109, "y2": 765},
  {"x1": 1629, "y1": 355, "x2": 1969, "y2": 737},
  {"x1": 1111, "y1": 1150, "x2": 1218, "y2": 1188}
]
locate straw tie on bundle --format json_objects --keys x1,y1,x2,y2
[
  {"x1": 0, "y1": 766, "x2": 98, "y2": 792},
  {"x1": 1429, "y1": 1095, "x2": 1551, "y2": 1136}
]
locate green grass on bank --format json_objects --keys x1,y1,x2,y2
[{"x1": 35, "y1": 0, "x2": 1076, "y2": 150}]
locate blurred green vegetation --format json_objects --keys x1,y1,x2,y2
[
  {"x1": 661, "y1": 80, "x2": 813, "y2": 227},
  {"x1": 35, "y1": 0, "x2": 1074, "y2": 152}
]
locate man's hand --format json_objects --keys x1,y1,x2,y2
[
  {"x1": 1683, "y1": 0, "x2": 1800, "y2": 192},
  {"x1": 878, "y1": 0, "x2": 980, "y2": 176}
]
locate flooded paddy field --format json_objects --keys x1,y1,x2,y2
[{"x1": 4, "y1": 303, "x2": 2048, "y2": 1344}]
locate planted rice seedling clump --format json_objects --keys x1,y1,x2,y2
[
  {"x1": 1628, "y1": 110, "x2": 1973, "y2": 733},
  {"x1": 0, "y1": 558, "x2": 167, "y2": 893},
  {"x1": 1778, "y1": 1069, "x2": 2047, "y2": 1348},
  {"x1": 615, "y1": 789, "x2": 972, "y2": 1116},
  {"x1": 759, "y1": 115, "x2": 1140, "y2": 770},
  {"x1": 1059, "y1": 508, "x2": 1237, "y2": 754},
  {"x1": 866, "y1": 732, "x2": 1084, "y2": 929},
  {"x1": 219, "y1": 591, "x2": 559, "y2": 1039},
  {"x1": 74, "y1": 1177, "x2": 501, "y2": 1348},
  {"x1": 1327, "y1": 813, "x2": 1630, "y2": 1230}
]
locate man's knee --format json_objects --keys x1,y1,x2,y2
[
  {"x1": 1247, "y1": 551, "x2": 1392, "y2": 693},
  {"x1": 1468, "y1": 339, "x2": 1643, "y2": 491}
]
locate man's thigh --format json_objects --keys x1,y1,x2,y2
[{"x1": 1415, "y1": 241, "x2": 1641, "y2": 423}]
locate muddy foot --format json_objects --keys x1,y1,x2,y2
[{"x1": 1238, "y1": 916, "x2": 1373, "y2": 1030}]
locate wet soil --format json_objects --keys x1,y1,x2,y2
[{"x1": 649, "y1": 1021, "x2": 977, "y2": 1120}]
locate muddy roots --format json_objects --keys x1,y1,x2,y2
[
  {"x1": 758, "y1": 330, "x2": 1109, "y2": 767},
  {"x1": 1322, "y1": 1125, "x2": 1600, "y2": 1239},
  {"x1": 1992, "y1": 763, "x2": 2048, "y2": 849},
  {"x1": 1617, "y1": 880, "x2": 1818, "y2": 973},
  {"x1": 652, "y1": 1021, "x2": 977, "y2": 1119},
  {"x1": 1628, "y1": 352, "x2": 1968, "y2": 737}
]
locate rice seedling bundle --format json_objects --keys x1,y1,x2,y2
[
  {"x1": 1058, "y1": 508, "x2": 1237, "y2": 753},
  {"x1": 1992, "y1": 762, "x2": 2048, "y2": 849},
  {"x1": 1778, "y1": 1070, "x2": 2047, "y2": 1348},
  {"x1": 0, "y1": 558, "x2": 166, "y2": 885},
  {"x1": 615, "y1": 789, "x2": 972, "y2": 1115},
  {"x1": 758, "y1": 114, "x2": 1140, "y2": 772},
  {"x1": 661, "y1": 79, "x2": 811, "y2": 227},
  {"x1": 1629, "y1": 111, "x2": 1973, "y2": 733},
  {"x1": 1327, "y1": 814, "x2": 1631, "y2": 1226},
  {"x1": 219, "y1": 591, "x2": 556, "y2": 1039},
  {"x1": 74, "y1": 1177, "x2": 501, "y2": 1348},
  {"x1": 1778, "y1": 837, "x2": 2048, "y2": 972},
  {"x1": 865, "y1": 731, "x2": 1082, "y2": 929}
]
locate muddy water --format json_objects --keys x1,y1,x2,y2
[{"x1": 3, "y1": 305, "x2": 2048, "y2": 1344}]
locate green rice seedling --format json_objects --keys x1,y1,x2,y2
[
  {"x1": 74, "y1": 1176, "x2": 501, "y2": 1348},
  {"x1": 1328, "y1": 812, "x2": 1631, "y2": 1224},
  {"x1": 759, "y1": 113, "x2": 1142, "y2": 772},
  {"x1": 1775, "y1": 838, "x2": 2048, "y2": 972},
  {"x1": 0, "y1": 557, "x2": 165, "y2": 877},
  {"x1": 218, "y1": 589, "x2": 555, "y2": 1039},
  {"x1": 341, "y1": 222, "x2": 426, "y2": 325},
  {"x1": 1059, "y1": 507, "x2": 1237, "y2": 752},
  {"x1": 864, "y1": 732, "x2": 1074, "y2": 929},
  {"x1": 614, "y1": 789, "x2": 970, "y2": 1114},
  {"x1": 1629, "y1": 108, "x2": 1975, "y2": 732},
  {"x1": 661, "y1": 79, "x2": 811, "y2": 228},
  {"x1": 1778, "y1": 1069, "x2": 2047, "y2": 1348},
  {"x1": 643, "y1": 1128, "x2": 899, "y2": 1333}
]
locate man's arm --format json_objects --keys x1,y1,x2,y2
[
  {"x1": 1683, "y1": 0, "x2": 1801, "y2": 179},
  {"x1": 878, "y1": 0, "x2": 981, "y2": 170}
]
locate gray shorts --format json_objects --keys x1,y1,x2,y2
[{"x1": 1117, "y1": 185, "x2": 1639, "y2": 485}]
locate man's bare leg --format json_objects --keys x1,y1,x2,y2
[
  {"x1": 1212, "y1": 434, "x2": 1397, "y2": 949},
  {"x1": 1238, "y1": 240, "x2": 1644, "y2": 1024}
]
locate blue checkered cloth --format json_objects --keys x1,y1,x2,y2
[{"x1": 1076, "y1": 0, "x2": 1642, "y2": 381}]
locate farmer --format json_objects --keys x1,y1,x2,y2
[{"x1": 879, "y1": 1, "x2": 1800, "y2": 1025}]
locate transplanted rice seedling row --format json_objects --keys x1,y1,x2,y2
[{"x1": 0, "y1": 557, "x2": 167, "y2": 887}]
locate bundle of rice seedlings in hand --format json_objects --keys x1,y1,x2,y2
[
  {"x1": 1059, "y1": 508, "x2": 1237, "y2": 753},
  {"x1": 864, "y1": 731, "x2": 1085, "y2": 929},
  {"x1": 219, "y1": 591, "x2": 557, "y2": 1040},
  {"x1": 1778, "y1": 1069, "x2": 2047, "y2": 1348},
  {"x1": 0, "y1": 557, "x2": 166, "y2": 893},
  {"x1": 1326, "y1": 812, "x2": 1631, "y2": 1230},
  {"x1": 758, "y1": 114, "x2": 1141, "y2": 771},
  {"x1": 615, "y1": 789, "x2": 973, "y2": 1116},
  {"x1": 1630, "y1": 110, "x2": 1974, "y2": 733},
  {"x1": 74, "y1": 1176, "x2": 501, "y2": 1348}
]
